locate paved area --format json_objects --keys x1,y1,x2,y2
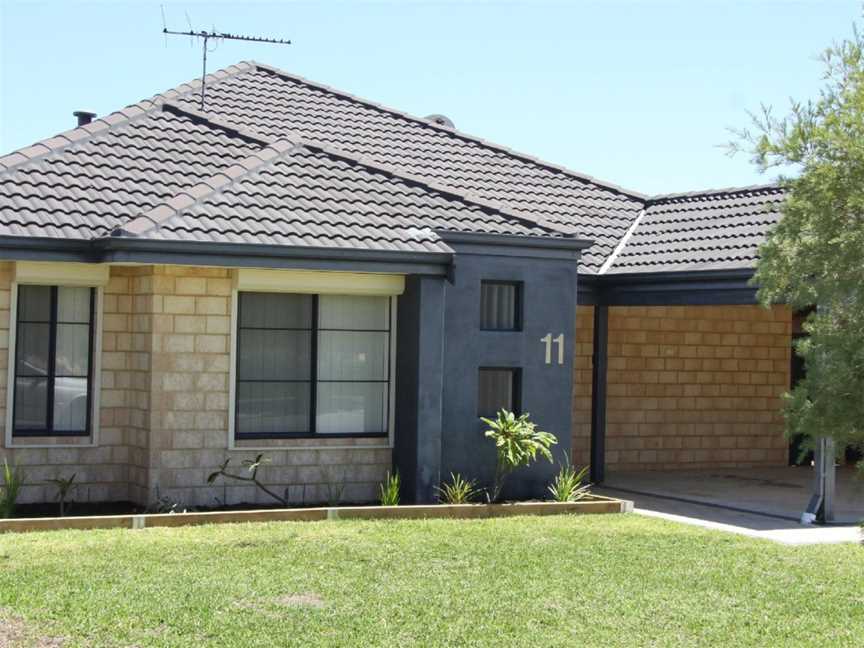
[
  {"x1": 603, "y1": 466, "x2": 864, "y2": 523},
  {"x1": 596, "y1": 466, "x2": 863, "y2": 545},
  {"x1": 597, "y1": 488, "x2": 861, "y2": 545}
]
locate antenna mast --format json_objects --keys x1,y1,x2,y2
[{"x1": 162, "y1": 27, "x2": 291, "y2": 109}]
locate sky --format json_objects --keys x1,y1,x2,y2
[{"x1": 0, "y1": 0, "x2": 860, "y2": 194}]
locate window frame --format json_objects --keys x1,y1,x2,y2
[
  {"x1": 477, "y1": 366, "x2": 522, "y2": 418},
  {"x1": 232, "y1": 291, "x2": 395, "y2": 441},
  {"x1": 479, "y1": 280, "x2": 523, "y2": 332},
  {"x1": 7, "y1": 283, "x2": 99, "y2": 440}
]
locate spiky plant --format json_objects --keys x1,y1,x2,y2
[
  {"x1": 378, "y1": 470, "x2": 400, "y2": 506},
  {"x1": 547, "y1": 461, "x2": 591, "y2": 502},
  {"x1": 435, "y1": 472, "x2": 479, "y2": 504},
  {"x1": 0, "y1": 459, "x2": 24, "y2": 519}
]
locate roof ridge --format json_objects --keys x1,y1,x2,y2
[
  {"x1": 648, "y1": 183, "x2": 784, "y2": 204},
  {"x1": 161, "y1": 101, "x2": 272, "y2": 146},
  {"x1": 252, "y1": 61, "x2": 649, "y2": 202},
  {"x1": 110, "y1": 139, "x2": 299, "y2": 239},
  {"x1": 293, "y1": 136, "x2": 573, "y2": 239},
  {"x1": 0, "y1": 61, "x2": 255, "y2": 176},
  {"x1": 598, "y1": 207, "x2": 647, "y2": 275}
]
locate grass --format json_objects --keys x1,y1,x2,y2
[{"x1": 0, "y1": 514, "x2": 862, "y2": 647}]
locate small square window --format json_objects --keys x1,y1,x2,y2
[
  {"x1": 477, "y1": 368, "x2": 520, "y2": 417},
  {"x1": 480, "y1": 281, "x2": 521, "y2": 331}
]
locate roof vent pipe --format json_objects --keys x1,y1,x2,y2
[
  {"x1": 73, "y1": 111, "x2": 97, "y2": 127},
  {"x1": 425, "y1": 114, "x2": 455, "y2": 129}
]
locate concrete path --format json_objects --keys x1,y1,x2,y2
[
  {"x1": 597, "y1": 487, "x2": 862, "y2": 545},
  {"x1": 603, "y1": 466, "x2": 864, "y2": 524}
]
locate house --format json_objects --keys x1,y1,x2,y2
[{"x1": 0, "y1": 61, "x2": 790, "y2": 508}]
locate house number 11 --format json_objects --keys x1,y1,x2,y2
[{"x1": 541, "y1": 333, "x2": 565, "y2": 365}]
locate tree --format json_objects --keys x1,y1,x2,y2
[{"x1": 731, "y1": 26, "x2": 864, "y2": 465}]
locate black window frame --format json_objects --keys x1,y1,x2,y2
[
  {"x1": 477, "y1": 367, "x2": 522, "y2": 418},
  {"x1": 234, "y1": 292, "x2": 392, "y2": 440},
  {"x1": 479, "y1": 280, "x2": 523, "y2": 332},
  {"x1": 12, "y1": 285, "x2": 96, "y2": 438}
]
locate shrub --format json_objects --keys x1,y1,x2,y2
[
  {"x1": 47, "y1": 473, "x2": 77, "y2": 517},
  {"x1": 435, "y1": 472, "x2": 479, "y2": 504},
  {"x1": 0, "y1": 459, "x2": 24, "y2": 519},
  {"x1": 319, "y1": 466, "x2": 347, "y2": 507},
  {"x1": 207, "y1": 454, "x2": 288, "y2": 506},
  {"x1": 482, "y1": 410, "x2": 556, "y2": 502},
  {"x1": 378, "y1": 470, "x2": 400, "y2": 506},
  {"x1": 547, "y1": 461, "x2": 590, "y2": 502}
]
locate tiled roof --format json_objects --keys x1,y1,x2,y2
[
  {"x1": 0, "y1": 109, "x2": 259, "y2": 239},
  {"x1": 0, "y1": 59, "x2": 787, "y2": 274},
  {"x1": 115, "y1": 123, "x2": 566, "y2": 254},
  {"x1": 604, "y1": 186, "x2": 785, "y2": 274},
  {"x1": 167, "y1": 62, "x2": 647, "y2": 271}
]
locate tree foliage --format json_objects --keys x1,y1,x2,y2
[{"x1": 732, "y1": 26, "x2": 864, "y2": 461}]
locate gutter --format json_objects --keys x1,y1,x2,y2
[
  {"x1": 95, "y1": 237, "x2": 453, "y2": 275},
  {"x1": 0, "y1": 234, "x2": 453, "y2": 276},
  {"x1": 436, "y1": 230, "x2": 593, "y2": 253}
]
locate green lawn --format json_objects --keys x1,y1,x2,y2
[{"x1": 0, "y1": 514, "x2": 861, "y2": 647}]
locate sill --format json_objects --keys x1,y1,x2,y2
[
  {"x1": 12, "y1": 430, "x2": 90, "y2": 438},
  {"x1": 235, "y1": 432, "x2": 388, "y2": 441},
  {"x1": 479, "y1": 328, "x2": 523, "y2": 333}
]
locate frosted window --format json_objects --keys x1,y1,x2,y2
[{"x1": 480, "y1": 282, "x2": 521, "y2": 330}]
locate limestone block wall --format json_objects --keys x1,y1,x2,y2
[
  {"x1": 0, "y1": 263, "x2": 136, "y2": 504},
  {"x1": 572, "y1": 304, "x2": 792, "y2": 473},
  {"x1": 142, "y1": 265, "x2": 390, "y2": 508},
  {"x1": 571, "y1": 305, "x2": 594, "y2": 468},
  {"x1": 0, "y1": 263, "x2": 391, "y2": 508}
]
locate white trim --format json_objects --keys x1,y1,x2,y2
[
  {"x1": 598, "y1": 208, "x2": 647, "y2": 275},
  {"x1": 234, "y1": 268, "x2": 404, "y2": 296},
  {"x1": 89, "y1": 288, "x2": 104, "y2": 446},
  {"x1": 13, "y1": 261, "x2": 110, "y2": 287},
  {"x1": 4, "y1": 284, "x2": 103, "y2": 449},
  {"x1": 226, "y1": 288, "x2": 397, "y2": 451},
  {"x1": 229, "y1": 444, "x2": 392, "y2": 453},
  {"x1": 227, "y1": 289, "x2": 239, "y2": 450},
  {"x1": 387, "y1": 295, "x2": 397, "y2": 447},
  {"x1": 4, "y1": 283, "x2": 18, "y2": 449}
]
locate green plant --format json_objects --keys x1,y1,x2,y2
[
  {"x1": 46, "y1": 473, "x2": 77, "y2": 517},
  {"x1": 482, "y1": 410, "x2": 556, "y2": 502},
  {"x1": 0, "y1": 459, "x2": 24, "y2": 519},
  {"x1": 319, "y1": 465, "x2": 347, "y2": 507},
  {"x1": 207, "y1": 454, "x2": 288, "y2": 507},
  {"x1": 147, "y1": 485, "x2": 186, "y2": 514},
  {"x1": 729, "y1": 22, "x2": 864, "y2": 459},
  {"x1": 547, "y1": 461, "x2": 590, "y2": 502},
  {"x1": 435, "y1": 472, "x2": 479, "y2": 504},
  {"x1": 378, "y1": 470, "x2": 400, "y2": 506}
]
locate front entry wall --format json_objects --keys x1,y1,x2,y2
[
  {"x1": 0, "y1": 264, "x2": 390, "y2": 507},
  {"x1": 572, "y1": 304, "x2": 792, "y2": 472}
]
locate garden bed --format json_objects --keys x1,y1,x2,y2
[{"x1": 0, "y1": 495, "x2": 631, "y2": 534}]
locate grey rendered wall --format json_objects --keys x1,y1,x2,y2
[
  {"x1": 440, "y1": 246, "x2": 578, "y2": 500},
  {"x1": 393, "y1": 275, "x2": 445, "y2": 503}
]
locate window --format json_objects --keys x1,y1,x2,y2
[
  {"x1": 235, "y1": 293, "x2": 391, "y2": 438},
  {"x1": 477, "y1": 368, "x2": 520, "y2": 418},
  {"x1": 13, "y1": 285, "x2": 95, "y2": 437},
  {"x1": 480, "y1": 281, "x2": 521, "y2": 331}
]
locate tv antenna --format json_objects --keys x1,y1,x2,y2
[{"x1": 162, "y1": 13, "x2": 290, "y2": 109}]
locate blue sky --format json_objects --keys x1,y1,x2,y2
[{"x1": 0, "y1": 1, "x2": 859, "y2": 194}]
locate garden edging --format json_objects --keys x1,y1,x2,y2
[{"x1": 0, "y1": 496, "x2": 632, "y2": 534}]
